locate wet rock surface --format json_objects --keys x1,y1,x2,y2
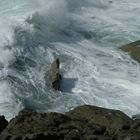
[
  {"x1": 0, "y1": 105, "x2": 140, "y2": 140},
  {"x1": 120, "y1": 40, "x2": 140, "y2": 63},
  {"x1": 51, "y1": 58, "x2": 61, "y2": 90}
]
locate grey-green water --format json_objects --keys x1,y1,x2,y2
[{"x1": 0, "y1": 0, "x2": 140, "y2": 120}]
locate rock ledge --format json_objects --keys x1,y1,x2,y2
[{"x1": 0, "y1": 105, "x2": 140, "y2": 140}]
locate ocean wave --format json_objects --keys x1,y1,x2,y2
[{"x1": 0, "y1": 0, "x2": 140, "y2": 120}]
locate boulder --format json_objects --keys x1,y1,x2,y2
[
  {"x1": 66, "y1": 105, "x2": 132, "y2": 135},
  {"x1": 0, "y1": 116, "x2": 8, "y2": 133},
  {"x1": 0, "y1": 109, "x2": 70, "y2": 140},
  {"x1": 120, "y1": 40, "x2": 140, "y2": 63},
  {"x1": 51, "y1": 58, "x2": 61, "y2": 90}
]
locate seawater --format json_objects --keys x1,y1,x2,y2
[{"x1": 0, "y1": 0, "x2": 140, "y2": 120}]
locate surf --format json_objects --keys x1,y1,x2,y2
[{"x1": 0, "y1": 0, "x2": 140, "y2": 120}]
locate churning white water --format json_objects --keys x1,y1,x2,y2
[{"x1": 0, "y1": 0, "x2": 140, "y2": 120}]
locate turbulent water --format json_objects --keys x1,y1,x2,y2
[{"x1": 0, "y1": 0, "x2": 140, "y2": 120}]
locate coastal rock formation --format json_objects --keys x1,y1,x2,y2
[
  {"x1": 51, "y1": 58, "x2": 61, "y2": 90},
  {"x1": 0, "y1": 116, "x2": 8, "y2": 133},
  {"x1": 0, "y1": 105, "x2": 140, "y2": 140},
  {"x1": 120, "y1": 40, "x2": 140, "y2": 63}
]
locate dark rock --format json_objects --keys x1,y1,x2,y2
[
  {"x1": 0, "y1": 109, "x2": 70, "y2": 140},
  {"x1": 122, "y1": 124, "x2": 130, "y2": 130},
  {"x1": 64, "y1": 129, "x2": 81, "y2": 140},
  {"x1": 93, "y1": 126, "x2": 106, "y2": 135},
  {"x1": 0, "y1": 105, "x2": 140, "y2": 140},
  {"x1": 51, "y1": 58, "x2": 61, "y2": 90},
  {"x1": 10, "y1": 136, "x2": 22, "y2": 140},
  {"x1": 120, "y1": 40, "x2": 140, "y2": 63},
  {"x1": 66, "y1": 105, "x2": 131, "y2": 135},
  {"x1": 85, "y1": 135, "x2": 98, "y2": 140},
  {"x1": 131, "y1": 119, "x2": 140, "y2": 132},
  {"x1": 0, "y1": 116, "x2": 8, "y2": 133},
  {"x1": 23, "y1": 133, "x2": 59, "y2": 140}
]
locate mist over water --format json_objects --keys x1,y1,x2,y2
[{"x1": 0, "y1": 0, "x2": 140, "y2": 120}]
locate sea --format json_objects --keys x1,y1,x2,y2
[{"x1": 0, "y1": 0, "x2": 140, "y2": 120}]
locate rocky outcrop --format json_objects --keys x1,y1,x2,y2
[
  {"x1": 51, "y1": 58, "x2": 61, "y2": 90},
  {"x1": 0, "y1": 105, "x2": 140, "y2": 140},
  {"x1": 120, "y1": 40, "x2": 140, "y2": 63},
  {"x1": 0, "y1": 116, "x2": 8, "y2": 133}
]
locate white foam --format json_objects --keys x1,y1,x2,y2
[
  {"x1": 0, "y1": 81, "x2": 24, "y2": 120},
  {"x1": 33, "y1": 0, "x2": 69, "y2": 29},
  {"x1": 0, "y1": 0, "x2": 140, "y2": 120}
]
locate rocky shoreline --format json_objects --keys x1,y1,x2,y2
[{"x1": 0, "y1": 105, "x2": 139, "y2": 140}]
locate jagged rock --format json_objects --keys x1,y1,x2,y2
[
  {"x1": 51, "y1": 58, "x2": 61, "y2": 90},
  {"x1": 120, "y1": 40, "x2": 140, "y2": 63},
  {"x1": 0, "y1": 116, "x2": 8, "y2": 133},
  {"x1": 0, "y1": 105, "x2": 140, "y2": 140}
]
